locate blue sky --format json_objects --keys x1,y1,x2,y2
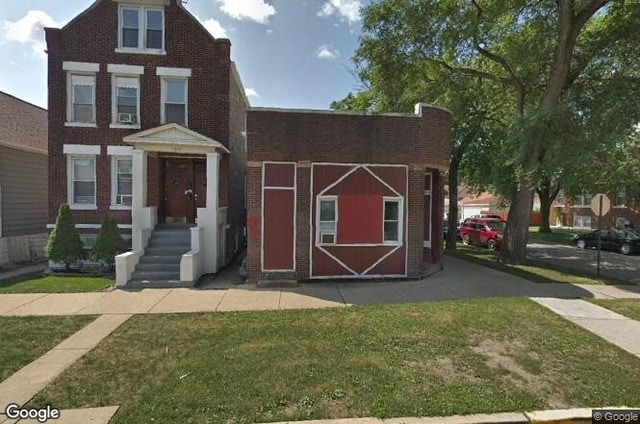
[{"x1": 0, "y1": 0, "x2": 368, "y2": 110}]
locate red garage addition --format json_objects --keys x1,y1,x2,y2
[{"x1": 246, "y1": 104, "x2": 452, "y2": 284}]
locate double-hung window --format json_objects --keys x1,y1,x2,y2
[
  {"x1": 383, "y1": 198, "x2": 403, "y2": 244},
  {"x1": 113, "y1": 157, "x2": 133, "y2": 207},
  {"x1": 118, "y1": 6, "x2": 164, "y2": 53},
  {"x1": 317, "y1": 197, "x2": 337, "y2": 245},
  {"x1": 162, "y1": 78, "x2": 187, "y2": 125},
  {"x1": 68, "y1": 74, "x2": 95, "y2": 124},
  {"x1": 572, "y1": 193, "x2": 592, "y2": 208},
  {"x1": 69, "y1": 156, "x2": 96, "y2": 207},
  {"x1": 108, "y1": 64, "x2": 143, "y2": 128}
]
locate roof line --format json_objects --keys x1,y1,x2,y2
[{"x1": 0, "y1": 90, "x2": 47, "y2": 112}]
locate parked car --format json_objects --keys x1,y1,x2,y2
[
  {"x1": 572, "y1": 229, "x2": 640, "y2": 255},
  {"x1": 460, "y1": 218, "x2": 506, "y2": 250}
]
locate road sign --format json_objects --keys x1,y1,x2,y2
[{"x1": 591, "y1": 193, "x2": 610, "y2": 216}]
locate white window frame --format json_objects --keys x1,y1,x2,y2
[
  {"x1": 572, "y1": 215, "x2": 592, "y2": 229},
  {"x1": 110, "y1": 74, "x2": 141, "y2": 129},
  {"x1": 110, "y1": 156, "x2": 133, "y2": 210},
  {"x1": 160, "y1": 77, "x2": 188, "y2": 126},
  {"x1": 116, "y1": 6, "x2": 166, "y2": 55},
  {"x1": 614, "y1": 188, "x2": 627, "y2": 208},
  {"x1": 383, "y1": 197, "x2": 403, "y2": 245},
  {"x1": 67, "y1": 155, "x2": 97, "y2": 210},
  {"x1": 571, "y1": 193, "x2": 592, "y2": 208},
  {"x1": 66, "y1": 72, "x2": 97, "y2": 127},
  {"x1": 316, "y1": 196, "x2": 338, "y2": 245}
]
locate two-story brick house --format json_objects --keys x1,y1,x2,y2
[{"x1": 45, "y1": 0, "x2": 248, "y2": 286}]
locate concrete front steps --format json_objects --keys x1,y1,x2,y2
[{"x1": 126, "y1": 223, "x2": 195, "y2": 288}]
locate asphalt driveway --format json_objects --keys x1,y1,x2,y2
[{"x1": 527, "y1": 240, "x2": 640, "y2": 283}]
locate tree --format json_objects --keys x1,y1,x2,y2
[
  {"x1": 349, "y1": 0, "x2": 640, "y2": 263},
  {"x1": 46, "y1": 203, "x2": 84, "y2": 267},
  {"x1": 92, "y1": 215, "x2": 128, "y2": 266}
]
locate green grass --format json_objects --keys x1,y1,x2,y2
[
  {"x1": 590, "y1": 299, "x2": 640, "y2": 321},
  {"x1": 0, "y1": 315, "x2": 96, "y2": 382},
  {"x1": 446, "y1": 245, "x2": 631, "y2": 285},
  {"x1": 30, "y1": 299, "x2": 640, "y2": 423},
  {"x1": 0, "y1": 273, "x2": 114, "y2": 293},
  {"x1": 528, "y1": 226, "x2": 589, "y2": 245}
]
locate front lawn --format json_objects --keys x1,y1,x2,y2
[
  {"x1": 31, "y1": 299, "x2": 640, "y2": 423},
  {"x1": 0, "y1": 315, "x2": 96, "y2": 382},
  {"x1": 590, "y1": 299, "x2": 640, "y2": 321},
  {"x1": 0, "y1": 273, "x2": 114, "y2": 293},
  {"x1": 447, "y1": 246, "x2": 630, "y2": 285},
  {"x1": 528, "y1": 226, "x2": 589, "y2": 245}
]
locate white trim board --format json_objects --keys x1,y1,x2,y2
[
  {"x1": 63, "y1": 144, "x2": 101, "y2": 155},
  {"x1": 63, "y1": 61, "x2": 99, "y2": 72}
]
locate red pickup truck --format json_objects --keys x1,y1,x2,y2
[{"x1": 460, "y1": 218, "x2": 506, "y2": 250}]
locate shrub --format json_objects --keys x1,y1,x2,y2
[
  {"x1": 92, "y1": 215, "x2": 128, "y2": 265},
  {"x1": 46, "y1": 204, "x2": 84, "y2": 266}
]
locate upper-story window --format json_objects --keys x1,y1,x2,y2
[
  {"x1": 157, "y1": 67, "x2": 191, "y2": 126},
  {"x1": 118, "y1": 6, "x2": 165, "y2": 54},
  {"x1": 108, "y1": 64, "x2": 144, "y2": 128},
  {"x1": 63, "y1": 62, "x2": 99, "y2": 127}
]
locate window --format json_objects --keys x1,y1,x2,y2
[
  {"x1": 113, "y1": 76, "x2": 139, "y2": 126},
  {"x1": 317, "y1": 198, "x2": 337, "y2": 244},
  {"x1": 573, "y1": 215, "x2": 591, "y2": 229},
  {"x1": 554, "y1": 189, "x2": 565, "y2": 206},
  {"x1": 68, "y1": 74, "x2": 95, "y2": 124},
  {"x1": 118, "y1": 6, "x2": 164, "y2": 52},
  {"x1": 112, "y1": 157, "x2": 132, "y2": 207},
  {"x1": 572, "y1": 193, "x2": 592, "y2": 207},
  {"x1": 615, "y1": 188, "x2": 626, "y2": 207},
  {"x1": 162, "y1": 78, "x2": 187, "y2": 125},
  {"x1": 383, "y1": 199, "x2": 402, "y2": 244},
  {"x1": 69, "y1": 156, "x2": 96, "y2": 208}
]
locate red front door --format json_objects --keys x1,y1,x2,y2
[{"x1": 162, "y1": 158, "x2": 206, "y2": 223}]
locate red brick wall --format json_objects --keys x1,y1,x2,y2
[{"x1": 45, "y1": 0, "x2": 233, "y2": 231}]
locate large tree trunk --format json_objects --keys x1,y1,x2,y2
[
  {"x1": 537, "y1": 185, "x2": 552, "y2": 233},
  {"x1": 446, "y1": 155, "x2": 461, "y2": 250},
  {"x1": 500, "y1": 187, "x2": 534, "y2": 264}
]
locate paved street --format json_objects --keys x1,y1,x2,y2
[{"x1": 527, "y1": 241, "x2": 640, "y2": 283}]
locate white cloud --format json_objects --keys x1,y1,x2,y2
[
  {"x1": 245, "y1": 88, "x2": 260, "y2": 98},
  {"x1": 266, "y1": 28, "x2": 274, "y2": 35},
  {"x1": 317, "y1": 0, "x2": 362, "y2": 23},
  {"x1": 315, "y1": 45, "x2": 340, "y2": 60},
  {"x1": 218, "y1": 0, "x2": 275, "y2": 24},
  {"x1": 3, "y1": 10, "x2": 65, "y2": 57},
  {"x1": 200, "y1": 17, "x2": 227, "y2": 38}
]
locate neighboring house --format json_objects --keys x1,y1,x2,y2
[
  {"x1": 246, "y1": 104, "x2": 451, "y2": 282},
  {"x1": 554, "y1": 190, "x2": 639, "y2": 229},
  {"x1": 459, "y1": 192, "x2": 506, "y2": 221},
  {"x1": 0, "y1": 92, "x2": 48, "y2": 266},
  {"x1": 45, "y1": 0, "x2": 248, "y2": 286}
]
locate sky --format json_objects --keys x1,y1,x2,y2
[{"x1": 0, "y1": 0, "x2": 369, "y2": 110}]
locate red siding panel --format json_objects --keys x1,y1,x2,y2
[
  {"x1": 313, "y1": 165, "x2": 352, "y2": 194},
  {"x1": 312, "y1": 247, "x2": 353, "y2": 276},
  {"x1": 263, "y1": 190, "x2": 294, "y2": 270},
  {"x1": 323, "y1": 246, "x2": 396, "y2": 275},
  {"x1": 265, "y1": 163, "x2": 295, "y2": 187},
  {"x1": 370, "y1": 166, "x2": 407, "y2": 196},
  {"x1": 366, "y1": 246, "x2": 406, "y2": 275},
  {"x1": 337, "y1": 195, "x2": 383, "y2": 244},
  {"x1": 325, "y1": 167, "x2": 397, "y2": 197}
]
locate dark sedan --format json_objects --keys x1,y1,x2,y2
[{"x1": 572, "y1": 228, "x2": 640, "y2": 255}]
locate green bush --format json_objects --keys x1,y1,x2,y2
[
  {"x1": 92, "y1": 215, "x2": 128, "y2": 265},
  {"x1": 46, "y1": 204, "x2": 84, "y2": 265}
]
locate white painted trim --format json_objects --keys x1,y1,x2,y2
[
  {"x1": 318, "y1": 165, "x2": 358, "y2": 196},
  {"x1": 63, "y1": 144, "x2": 101, "y2": 155},
  {"x1": 115, "y1": 48, "x2": 166, "y2": 55},
  {"x1": 310, "y1": 274, "x2": 407, "y2": 280},
  {"x1": 107, "y1": 146, "x2": 134, "y2": 155},
  {"x1": 425, "y1": 172, "x2": 433, "y2": 246},
  {"x1": 316, "y1": 245, "x2": 357, "y2": 275},
  {"x1": 363, "y1": 166, "x2": 401, "y2": 197},
  {"x1": 110, "y1": 205, "x2": 132, "y2": 210},
  {"x1": 363, "y1": 245, "x2": 402, "y2": 275},
  {"x1": 311, "y1": 162, "x2": 407, "y2": 168},
  {"x1": 63, "y1": 61, "x2": 99, "y2": 72},
  {"x1": 156, "y1": 67, "x2": 191, "y2": 77},
  {"x1": 315, "y1": 195, "x2": 338, "y2": 246},
  {"x1": 111, "y1": 156, "x2": 133, "y2": 208},
  {"x1": 382, "y1": 197, "x2": 404, "y2": 246},
  {"x1": 107, "y1": 64, "x2": 144, "y2": 74},
  {"x1": 404, "y1": 167, "x2": 409, "y2": 276},
  {"x1": 110, "y1": 73, "x2": 141, "y2": 127},
  {"x1": 65, "y1": 122, "x2": 97, "y2": 128},
  {"x1": 67, "y1": 154, "x2": 97, "y2": 209},
  {"x1": 260, "y1": 162, "x2": 297, "y2": 272},
  {"x1": 110, "y1": 124, "x2": 141, "y2": 129},
  {"x1": 160, "y1": 77, "x2": 189, "y2": 126},
  {"x1": 47, "y1": 224, "x2": 133, "y2": 229}
]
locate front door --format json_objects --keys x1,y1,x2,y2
[{"x1": 162, "y1": 158, "x2": 206, "y2": 223}]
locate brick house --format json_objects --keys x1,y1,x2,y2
[
  {"x1": 552, "y1": 190, "x2": 640, "y2": 229},
  {"x1": 246, "y1": 104, "x2": 451, "y2": 283},
  {"x1": 0, "y1": 92, "x2": 49, "y2": 265},
  {"x1": 45, "y1": 0, "x2": 248, "y2": 286}
]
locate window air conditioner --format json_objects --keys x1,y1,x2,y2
[{"x1": 118, "y1": 113, "x2": 134, "y2": 124}]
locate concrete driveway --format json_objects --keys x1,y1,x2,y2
[{"x1": 527, "y1": 241, "x2": 640, "y2": 283}]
